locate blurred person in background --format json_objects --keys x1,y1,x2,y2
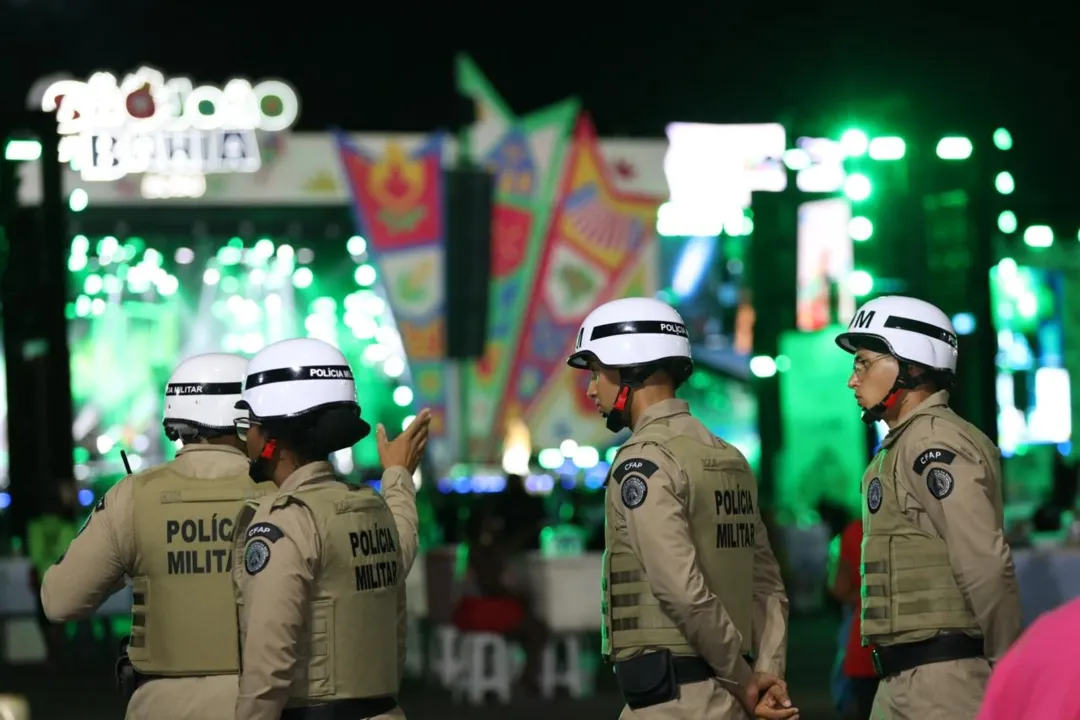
[
  {"x1": 568, "y1": 297, "x2": 796, "y2": 720},
  {"x1": 827, "y1": 518, "x2": 877, "y2": 720},
  {"x1": 39, "y1": 353, "x2": 273, "y2": 720},
  {"x1": 453, "y1": 499, "x2": 549, "y2": 694},
  {"x1": 489, "y1": 472, "x2": 547, "y2": 551},
  {"x1": 836, "y1": 296, "x2": 1021, "y2": 719},
  {"x1": 26, "y1": 478, "x2": 81, "y2": 669},
  {"x1": 974, "y1": 596, "x2": 1080, "y2": 719}
]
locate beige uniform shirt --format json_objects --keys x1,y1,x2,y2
[
  {"x1": 610, "y1": 399, "x2": 789, "y2": 690},
  {"x1": 40, "y1": 444, "x2": 250, "y2": 621},
  {"x1": 234, "y1": 463, "x2": 417, "y2": 720},
  {"x1": 880, "y1": 391, "x2": 1022, "y2": 660}
]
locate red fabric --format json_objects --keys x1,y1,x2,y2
[
  {"x1": 840, "y1": 520, "x2": 877, "y2": 678},
  {"x1": 453, "y1": 596, "x2": 525, "y2": 634}
]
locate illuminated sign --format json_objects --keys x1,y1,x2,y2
[
  {"x1": 660, "y1": 123, "x2": 786, "y2": 237},
  {"x1": 36, "y1": 66, "x2": 299, "y2": 197}
]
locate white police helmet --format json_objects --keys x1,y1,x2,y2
[
  {"x1": 567, "y1": 297, "x2": 693, "y2": 377},
  {"x1": 836, "y1": 295, "x2": 958, "y2": 373},
  {"x1": 163, "y1": 353, "x2": 247, "y2": 440},
  {"x1": 238, "y1": 338, "x2": 361, "y2": 421}
]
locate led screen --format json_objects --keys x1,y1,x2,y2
[
  {"x1": 991, "y1": 259, "x2": 1070, "y2": 454},
  {"x1": 0, "y1": 224, "x2": 414, "y2": 500},
  {"x1": 796, "y1": 198, "x2": 854, "y2": 332},
  {"x1": 656, "y1": 234, "x2": 752, "y2": 356}
]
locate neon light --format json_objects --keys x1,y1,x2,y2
[{"x1": 37, "y1": 66, "x2": 299, "y2": 188}]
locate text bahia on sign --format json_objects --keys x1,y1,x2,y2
[{"x1": 34, "y1": 66, "x2": 299, "y2": 198}]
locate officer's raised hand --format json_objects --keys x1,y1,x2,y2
[{"x1": 376, "y1": 408, "x2": 431, "y2": 473}]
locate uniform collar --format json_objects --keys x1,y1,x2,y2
[
  {"x1": 881, "y1": 390, "x2": 950, "y2": 448},
  {"x1": 176, "y1": 443, "x2": 248, "y2": 458},
  {"x1": 631, "y1": 398, "x2": 690, "y2": 433},
  {"x1": 171, "y1": 443, "x2": 250, "y2": 479},
  {"x1": 279, "y1": 461, "x2": 338, "y2": 493}
]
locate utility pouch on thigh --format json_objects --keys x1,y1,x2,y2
[{"x1": 613, "y1": 649, "x2": 678, "y2": 710}]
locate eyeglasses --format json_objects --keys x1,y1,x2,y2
[
  {"x1": 852, "y1": 355, "x2": 889, "y2": 378},
  {"x1": 234, "y1": 416, "x2": 261, "y2": 442}
]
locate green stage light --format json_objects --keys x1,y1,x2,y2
[
  {"x1": 848, "y1": 270, "x2": 874, "y2": 297},
  {"x1": 1022, "y1": 225, "x2": 1053, "y2": 248},
  {"x1": 998, "y1": 211, "x2": 1018, "y2": 234},
  {"x1": 849, "y1": 217, "x2": 874, "y2": 242},
  {"x1": 995, "y1": 172, "x2": 1015, "y2": 195},
  {"x1": 868, "y1": 137, "x2": 905, "y2": 161},
  {"x1": 936, "y1": 137, "x2": 973, "y2": 160},
  {"x1": 843, "y1": 174, "x2": 872, "y2": 202},
  {"x1": 840, "y1": 130, "x2": 869, "y2": 157}
]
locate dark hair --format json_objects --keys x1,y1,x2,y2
[
  {"x1": 623, "y1": 358, "x2": 692, "y2": 390},
  {"x1": 262, "y1": 404, "x2": 370, "y2": 462}
]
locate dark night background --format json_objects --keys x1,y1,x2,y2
[
  {"x1": 0, "y1": 6, "x2": 1077, "y2": 718},
  {"x1": 1, "y1": 5, "x2": 1076, "y2": 227}
]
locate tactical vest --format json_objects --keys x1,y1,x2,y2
[
  {"x1": 127, "y1": 464, "x2": 271, "y2": 676},
  {"x1": 861, "y1": 407, "x2": 987, "y2": 642},
  {"x1": 239, "y1": 482, "x2": 403, "y2": 704},
  {"x1": 603, "y1": 421, "x2": 756, "y2": 661}
]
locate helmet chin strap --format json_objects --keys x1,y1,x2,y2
[
  {"x1": 604, "y1": 367, "x2": 652, "y2": 433},
  {"x1": 605, "y1": 385, "x2": 633, "y2": 433},
  {"x1": 861, "y1": 364, "x2": 918, "y2": 425}
]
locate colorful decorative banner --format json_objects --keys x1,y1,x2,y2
[
  {"x1": 500, "y1": 117, "x2": 663, "y2": 440},
  {"x1": 455, "y1": 54, "x2": 580, "y2": 461},
  {"x1": 524, "y1": 252, "x2": 659, "y2": 449},
  {"x1": 334, "y1": 132, "x2": 450, "y2": 463}
]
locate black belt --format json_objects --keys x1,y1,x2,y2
[
  {"x1": 872, "y1": 634, "x2": 985, "y2": 678},
  {"x1": 281, "y1": 697, "x2": 398, "y2": 719},
  {"x1": 672, "y1": 656, "x2": 715, "y2": 685}
]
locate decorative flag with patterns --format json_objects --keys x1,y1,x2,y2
[
  {"x1": 334, "y1": 131, "x2": 452, "y2": 468},
  {"x1": 500, "y1": 116, "x2": 663, "y2": 441},
  {"x1": 454, "y1": 54, "x2": 580, "y2": 461}
]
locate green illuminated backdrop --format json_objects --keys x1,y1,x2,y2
[{"x1": 1, "y1": 229, "x2": 415, "y2": 494}]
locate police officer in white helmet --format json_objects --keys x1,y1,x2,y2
[
  {"x1": 40, "y1": 353, "x2": 274, "y2": 720},
  {"x1": 568, "y1": 297, "x2": 796, "y2": 720},
  {"x1": 836, "y1": 296, "x2": 1021, "y2": 720},
  {"x1": 231, "y1": 338, "x2": 429, "y2": 720}
]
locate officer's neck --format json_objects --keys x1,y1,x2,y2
[
  {"x1": 202, "y1": 436, "x2": 246, "y2": 452},
  {"x1": 270, "y1": 458, "x2": 303, "y2": 487},
  {"x1": 628, "y1": 385, "x2": 675, "y2": 430},
  {"x1": 884, "y1": 389, "x2": 933, "y2": 429}
]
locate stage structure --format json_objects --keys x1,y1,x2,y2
[{"x1": 3, "y1": 63, "x2": 693, "y2": 504}]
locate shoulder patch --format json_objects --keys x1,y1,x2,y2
[
  {"x1": 912, "y1": 448, "x2": 956, "y2": 475},
  {"x1": 621, "y1": 476, "x2": 649, "y2": 510},
  {"x1": 612, "y1": 458, "x2": 660, "y2": 485},
  {"x1": 244, "y1": 539, "x2": 271, "y2": 575},
  {"x1": 246, "y1": 522, "x2": 284, "y2": 543},
  {"x1": 866, "y1": 477, "x2": 883, "y2": 514},
  {"x1": 926, "y1": 468, "x2": 955, "y2": 500}
]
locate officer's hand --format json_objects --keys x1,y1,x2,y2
[
  {"x1": 739, "y1": 673, "x2": 797, "y2": 719},
  {"x1": 376, "y1": 408, "x2": 431, "y2": 473},
  {"x1": 754, "y1": 680, "x2": 799, "y2": 719}
]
